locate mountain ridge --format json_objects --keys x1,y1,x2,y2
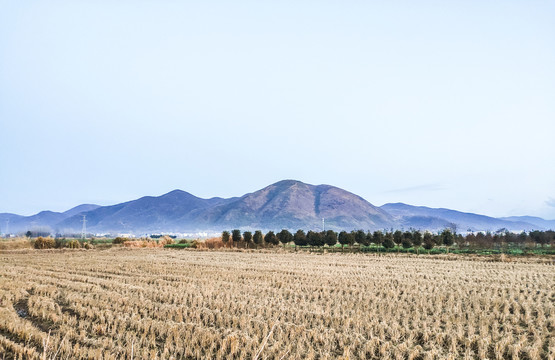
[
  {"x1": 381, "y1": 203, "x2": 549, "y2": 232},
  {"x1": 1, "y1": 181, "x2": 553, "y2": 235}
]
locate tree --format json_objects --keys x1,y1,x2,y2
[
  {"x1": 277, "y1": 229, "x2": 293, "y2": 247},
  {"x1": 243, "y1": 231, "x2": 253, "y2": 248},
  {"x1": 393, "y1": 230, "x2": 403, "y2": 252},
  {"x1": 474, "y1": 232, "x2": 488, "y2": 249},
  {"x1": 253, "y1": 230, "x2": 264, "y2": 248},
  {"x1": 307, "y1": 231, "x2": 324, "y2": 248},
  {"x1": 338, "y1": 231, "x2": 354, "y2": 250},
  {"x1": 401, "y1": 231, "x2": 413, "y2": 249},
  {"x1": 25, "y1": 230, "x2": 32, "y2": 238},
  {"x1": 355, "y1": 229, "x2": 368, "y2": 247},
  {"x1": 517, "y1": 231, "x2": 528, "y2": 248},
  {"x1": 373, "y1": 231, "x2": 384, "y2": 252},
  {"x1": 441, "y1": 229, "x2": 454, "y2": 253},
  {"x1": 412, "y1": 230, "x2": 422, "y2": 254},
  {"x1": 338, "y1": 231, "x2": 348, "y2": 250},
  {"x1": 293, "y1": 230, "x2": 307, "y2": 249},
  {"x1": 423, "y1": 231, "x2": 434, "y2": 253},
  {"x1": 529, "y1": 230, "x2": 548, "y2": 247},
  {"x1": 264, "y1": 231, "x2": 278, "y2": 246},
  {"x1": 232, "y1": 229, "x2": 242, "y2": 248},
  {"x1": 433, "y1": 234, "x2": 443, "y2": 247},
  {"x1": 546, "y1": 230, "x2": 555, "y2": 247},
  {"x1": 365, "y1": 231, "x2": 373, "y2": 247},
  {"x1": 222, "y1": 231, "x2": 230, "y2": 248},
  {"x1": 382, "y1": 232, "x2": 395, "y2": 250},
  {"x1": 324, "y1": 230, "x2": 337, "y2": 247},
  {"x1": 113, "y1": 237, "x2": 127, "y2": 244}
]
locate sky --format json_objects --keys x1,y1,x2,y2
[{"x1": 1, "y1": 1, "x2": 554, "y2": 219}]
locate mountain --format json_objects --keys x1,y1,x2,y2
[
  {"x1": 57, "y1": 180, "x2": 392, "y2": 233},
  {"x1": 381, "y1": 203, "x2": 543, "y2": 232},
  {"x1": 62, "y1": 204, "x2": 101, "y2": 218},
  {"x1": 500, "y1": 216, "x2": 555, "y2": 231},
  {"x1": 0, "y1": 204, "x2": 101, "y2": 234},
  {"x1": 57, "y1": 190, "x2": 232, "y2": 233},
  {"x1": 193, "y1": 180, "x2": 393, "y2": 230},
  {"x1": 3, "y1": 181, "x2": 554, "y2": 235}
]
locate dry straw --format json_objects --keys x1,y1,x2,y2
[{"x1": 0, "y1": 249, "x2": 553, "y2": 359}]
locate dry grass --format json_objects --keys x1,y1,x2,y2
[
  {"x1": 0, "y1": 237, "x2": 32, "y2": 250},
  {"x1": 0, "y1": 249, "x2": 554, "y2": 359},
  {"x1": 195, "y1": 237, "x2": 226, "y2": 249}
]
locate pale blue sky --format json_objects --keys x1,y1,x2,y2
[{"x1": 1, "y1": 1, "x2": 554, "y2": 218}]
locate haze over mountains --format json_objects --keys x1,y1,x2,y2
[{"x1": 1, "y1": 180, "x2": 553, "y2": 235}]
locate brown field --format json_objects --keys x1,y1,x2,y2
[{"x1": 0, "y1": 249, "x2": 554, "y2": 359}]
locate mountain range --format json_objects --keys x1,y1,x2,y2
[{"x1": 1, "y1": 180, "x2": 553, "y2": 235}]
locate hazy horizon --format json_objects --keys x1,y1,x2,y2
[{"x1": 1, "y1": 1, "x2": 554, "y2": 219}]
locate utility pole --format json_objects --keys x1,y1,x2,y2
[
  {"x1": 5, "y1": 219, "x2": 9, "y2": 238},
  {"x1": 81, "y1": 215, "x2": 87, "y2": 239}
]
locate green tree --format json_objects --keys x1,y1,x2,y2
[
  {"x1": 382, "y1": 232, "x2": 395, "y2": 250},
  {"x1": 365, "y1": 231, "x2": 373, "y2": 244},
  {"x1": 401, "y1": 231, "x2": 413, "y2": 249},
  {"x1": 373, "y1": 231, "x2": 384, "y2": 252},
  {"x1": 243, "y1": 231, "x2": 253, "y2": 248},
  {"x1": 529, "y1": 230, "x2": 549, "y2": 247},
  {"x1": 393, "y1": 230, "x2": 403, "y2": 251},
  {"x1": 412, "y1": 230, "x2": 422, "y2": 254},
  {"x1": 253, "y1": 230, "x2": 264, "y2": 248},
  {"x1": 293, "y1": 230, "x2": 307, "y2": 249},
  {"x1": 324, "y1": 230, "x2": 337, "y2": 247},
  {"x1": 232, "y1": 229, "x2": 242, "y2": 248},
  {"x1": 442, "y1": 229, "x2": 455, "y2": 253},
  {"x1": 277, "y1": 229, "x2": 293, "y2": 247},
  {"x1": 25, "y1": 230, "x2": 32, "y2": 238},
  {"x1": 338, "y1": 231, "x2": 354, "y2": 250},
  {"x1": 264, "y1": 231, "x2": 278, "y2": 246},
  {"x1": 517, "y1": 231, "x2": 528, "y2": 248},
  {"x1": 423, "y1": 231, "x2": 435, "y2": 253},
  {"x1": 355, "y1": 229, "x2": 368, "y2": 247},
  {"x1": 222, "y1": 231, "x2": 231, "y2": 246},
  {"x1": 307, "y1": 231, "x2": 324, "y2": 248},
  {"x1": 546, "y1": 230, "x2": 555, "y2": 247},
  {"x1": 433, "y1": 234, "x2": 443, "y2": 247}
]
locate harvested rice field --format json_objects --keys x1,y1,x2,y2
[{"x1": 0, "y1": 249, "x2": 554, "y2": 359}]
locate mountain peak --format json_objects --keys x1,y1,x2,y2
[{"x1": 270, "y1": 179, "x2": 306, "y2": 188}]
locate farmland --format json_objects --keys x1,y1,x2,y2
[{"x1": 0, "y1": 249, "x2": 554, "y2": 359}]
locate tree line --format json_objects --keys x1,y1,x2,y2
[{"x1": 221, "y1": 229, "x2": 555, "y2": 253}]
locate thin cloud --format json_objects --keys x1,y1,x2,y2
[{"x1": 545, "y1": 197, "x2": 555, "y2": 208}]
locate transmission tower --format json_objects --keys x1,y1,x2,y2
[
  {"x1": 81, "y1": 215, "x2": 87, "y2": 239},
  {"x1": 5, "y1": 219, "x2": 9, "y2": 238}
]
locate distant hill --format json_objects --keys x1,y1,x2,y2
[
  {"x1": 57, "y1": 190, "x2": 231, "y2": 233},
  {"x1": 499, "y1": 216, "x2": 555, "y2": 231},
  {"x1": 62, "y1": 204, "x2": 101, "y2": 218},
  {"x1": 193, "y1": 180, "x2": 393, "y2": 231},
  {"x1": 2, "y1": 181, "x2": 554, "y2": 235},
  {"x1": 57, "y1": 180, "x2": 392, "y2": 233},
  {"x1": 381, "y1": 203, "x2": 544, "y2": 232},
  {"x1": 0, "y1": 204, "x2": 100, "y2": 234}
]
